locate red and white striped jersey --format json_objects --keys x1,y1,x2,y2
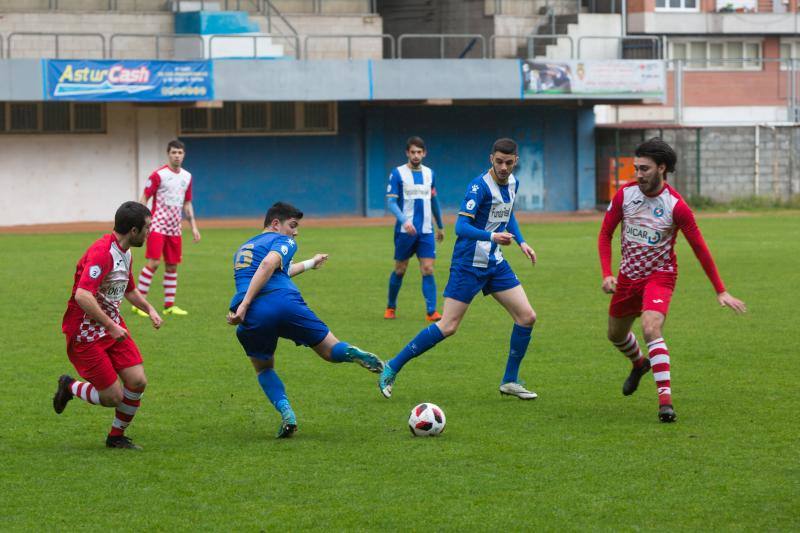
[
  {"x1": 144, "y1": 165, "x2": 193, "y2": 236},
  {"x1": 599, "y1": 181, "x2": 726, "y2": 293},
  {"x1": 62, "y1": 234, "x2": 135, "y2": 343}
]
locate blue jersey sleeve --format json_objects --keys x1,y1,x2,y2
[
  {"x1": 458, "y1": 180, "x2": 485, "y2": 219},
  {"x1": 268, "y1": 235, "x2": 298, "y2": 271},
  {"x1": 386, "y1": 169, "x2": 401, "y2": 198}
]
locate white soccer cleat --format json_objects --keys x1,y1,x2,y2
[{"x1": 499, "y1": 382, "x2": 538, "y2": 400}]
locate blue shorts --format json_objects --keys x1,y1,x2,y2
[
  {"x1": 233, "y1": 290, "x2": 329, "y2": 360},
  {"x1": 443, "y1": 260, "x2": 521, "y2": 304},
  {"x1": 394, "y1": 231, "x2": 436, "y2": 261}
]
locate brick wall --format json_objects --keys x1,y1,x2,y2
[{"x1": 596, "y1": 126, "x2": 800, "y2": 203}]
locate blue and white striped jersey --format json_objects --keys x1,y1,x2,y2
[
  {"x1": 386, "y1": 164, "x2": 436, "y2": 234},
  {"x1": 452, "y1": 170, "x2": 518, "y2": 268}
]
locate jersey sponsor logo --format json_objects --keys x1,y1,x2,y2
[
  {"x1": 105, "y1": 283, "x2": 127, "y2": 300},
  {"x1": 653, "y1": 207, "x2": 665, "y2": 218},
  {"x1": 489, "y1": 203, "x2": 512, "y2": 222},
  {"x1": 624, "y1": 223, "x2": 662, "y2": 246},
  {"x1": 402, "y1": 183, "x2": 431, "y2": 200},
  {"x1": 280, "y1": 245, "x2": 289, "y2": 255},
  {"x1": 470, "y1": 184, "x2": 480, "y2": 193},
  {"x1": 287, "y1": 238, "x2": 296, "y2": 247},
  {"x1": 631, "y1": 199, "x2": 643, "y2": 206},
  {"x1": 466, "y1": 199, "x2": 476, "y2": 211},
  {"x1": 89, "y1": 265, "x2": 102, "y2": 279}
]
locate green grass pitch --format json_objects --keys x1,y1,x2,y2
[{"x1": 1, "y1": 212, "x2": 797, "y2": 530}]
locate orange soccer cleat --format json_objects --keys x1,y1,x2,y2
[
  {"x1": 384, "y1": 308, "x2": 397, "y2": 319},
  {"x1": 425, "y1": 311, "x2": 442, "y2": 322}
]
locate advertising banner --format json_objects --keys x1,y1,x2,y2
[
  {"x1": 521, "y1": 60, "x2": 665, "y2": 99},
  {"x1": 44, "y1": 60, "x2": 214, "y2": 101}
]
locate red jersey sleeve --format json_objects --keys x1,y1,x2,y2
[
  {"x1": 673, "y1": 201, "x2": 726, "y2": 294},
  {"x1": 76, "y1": 247, "x2": 113, "y2": 294},
  {"x1": 143, "y1": 171, "x2": 161, "y2": 199},
  {"x1": 184, "y1": 177, "x2": 193, "y2": 202},
  {"x1": 598, "y1": 190, "x2": 624, "y2": 278}
]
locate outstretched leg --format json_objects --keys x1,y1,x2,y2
[
  {"x1": 312, "y1": 332, "x2": 384, "y2": 373},
  {"x1": 379, "y1": 297, "x2": 469, "y2": 398}
]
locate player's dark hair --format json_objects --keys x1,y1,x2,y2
[
  {"x1": 264, "y1": 202, "x2": 304, "y2": 227},
  {"x1": 167, "y1": 139, "x2": 185, "y2": 152},
  {"x1": 635, "y1": 137, "x2": 677, "y2": 174},
  {"x1": 492, "y1": 138, "x2": 518, "y2": 155},
  {"x1": 114, "y1": 201, "x2": 151, "y2": 234},
  {"x1": 406, "y1": 136, "x2": 426, "y2": 151}
]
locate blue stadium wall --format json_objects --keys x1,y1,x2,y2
[{"x1": 184, "y1": 102, "x2": 595, "y2": 218}]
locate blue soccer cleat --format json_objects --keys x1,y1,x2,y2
[
  {"x1": 276, "y1": 402, "x2": 298, "y2": 439},
  {"x1": 345, "y1": 345, "x2": 385, "y2": 374},
  {"x1": 378, "y1": 364, "x2": 397, "y2": 399}
]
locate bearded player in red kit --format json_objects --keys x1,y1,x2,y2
[
  {"x1": 598, "y1": 138, "x2": 746, "y2": 423},
  {"x1": 53, "y1": 201, "x2": 163, "y2": 449}
]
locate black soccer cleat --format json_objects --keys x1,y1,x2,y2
[
  {"x1": 622, "y1": 359, "x2": 651, "y2": 396},
  {"x1": 658, "y1": 404, "x2": 677, "y2": 423},
  {"x1": 276, "y1": 423, "x2": 298, "y2": 439},
  {"x1": 53, "y1": 374, "x2": 75, "y2": 414},
  {"x1": 106, "y1": 435, "x2": 143, "y2": 450}
]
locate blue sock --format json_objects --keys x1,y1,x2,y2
[
  {"x1": 388, "y1": 324, "x2": 445, "y2": 372},
  {"x1": 257, "y1": 368, "x2": 288, "y2": 412},
  {"x1": 421, "y1": 274, "x2": 437, "y2": 314},
  {"x1": 330, "y1": 341, "x2": 350, "y2": 363},
  {"x1": 502, "y1": 324, "x2": 533, "y2": 384},
  {"x1": 387, "y1": 272, "x2": 404, "y2": 309}
]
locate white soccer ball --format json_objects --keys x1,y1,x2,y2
[{"x1": 408, "y1": 402, "x2": 446, "y2": 437}]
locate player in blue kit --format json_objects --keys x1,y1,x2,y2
[
  {"x1": 384, "y1": 136, "x2": 445, "y2": 322},
  {"x1": 379, "y1": 138, "x2": 539, "y2": 400},
  {"x1": 227, "y1": 202, "x2": 385, "y2": 438}
]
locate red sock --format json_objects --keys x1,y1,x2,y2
[
  {"x1": 109, "y1": 387, "x2": 143, "y2": 437},
  {"x1": 70, "y1": 380, "x2": 100, "y2": 405},
  {"x1": 647, "y1": 338, "x2": 672, "y2": 406},
  {"x1": 163, "y1": 272, "x2": 177, "y2": 309},
  {"x1": 613, "y1": 332, "x2": 645, "y2": 368},
  {"x1": 138, "y1": 266, "x2": 154, "y2": 296}
]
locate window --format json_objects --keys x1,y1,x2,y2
[
  {"x1": 656, "y1": 0, "x2": 698, "y2": 11},
  {"x1": 0, "y1": 102, "x2": 105, "y2": 134},
  {"x1": 180, "y1": 102, "x2": 337, "y2": 136},
  {"x1": 668, "y1": 39, "x2": 762, "y2": 70},
  {"x1": 780, "y1": 39, "x2": 800, "y2": 69}
]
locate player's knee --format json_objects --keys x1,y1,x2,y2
[
  {"x1": 99, "y1": 387, "x2": 124, "y2": 407},
  {"x1": 148, "y1": 259, "x2": 161, "y2": 270},
  {"x1": 420, "y1": 265, "x2": 435, "y2": 276},
  {"x1": 394, "y1": 266, "x2": 407, "y2": 276},
  {"x1": 438, "y1": 320, "x2": 459, "y2": 337},
  {"x1": 124, "y1": 376, "x2": 147, "y2": 392},
  {"x1": 518, "y1": 309, "x2": 536, "y2": 328}
]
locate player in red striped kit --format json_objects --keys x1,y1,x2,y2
[
  {"x1": 53, "y1": 201, "x2": 163, "y2": 449},
  {"x1": 598, "y1": 138, "x2": 746, "y2": 423},
  {"x1": 134, "y1": 139, "x2": 201, "y2": 317}
]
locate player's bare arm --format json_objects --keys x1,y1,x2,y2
[
  {"x1": 183, "y1": 201, "x2": 201, "y2": 243},
  {"x1": 402, "y1": 219, "x2": 417, "y2": 236},
  {"x1": 74, "y1": 288, "x2": 129, "y2": 341},
  {"x1": 519, "y1": 242, "x2": 537, "y2": 265},
  {"x1": 126, "y1": 289, "x2": 163, "y2": 329},
  {"x1": 717, "y1": 291, "x2": 746, "y2": 314},
  {"x1": 491, "y1": 231, "x2": 514, "y2": 245},
  {"x1": 602, "y1": 276, "x2": 617, "y2": 294},
  {"x1": 289, "y1": 253, "x2": 329, "y2": 277},
  {"x1": 227, "y1": 251, "x2": 281, "y2": 325}
]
